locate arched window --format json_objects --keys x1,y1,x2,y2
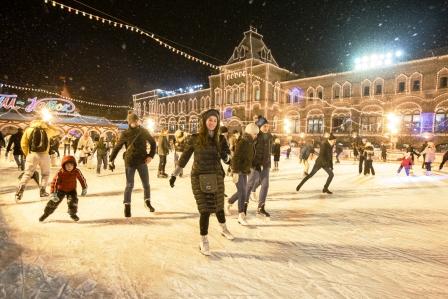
[
  {"x1": 373, "y1": 78, "x2": 384, "y2": 96},
  {"x1": 168, "y1": 117, "x2": 176, "y2": 133},
  {"x1": 239, "y1": 84, "x2": 245, "y2": 102},
  {"x1": 214, "y1": 88, "x2": 222, "y2": 106},
  {"x1": 342, "y1": 82, "x2": 351, "y2": 98},
  {"x1": 233, "y1": 86, "x2": 239, "y2": 104},
  {"x1": 274, "y1": 82, "x2": 280, "y2": 102},
  {"x1": 307, "y1": 116, "x2": 323, "y2": 134},
  {"x1": 396, "y1": 74, "x2": 408, "y2": 94},
  {"x1": 178, "y1": 116, "x2": 186, "y2": 131},
  {"x1": 307, "y1": 87, "x2": 315, "y2": 104},
  {"x1": 360, "y1": 113, "x2": 383, "y2": 133},
  {"x1": 272, "y1": 115, "x2": 278, "y2": 131},
  {"x1": 435, "y1": 109, "x2": 448, "y2": 132},
  {"x1": 332, "y1": 113, "x2": 352, "y2": 133},
  {"x1": 361, "y1": 79, "x2": 371, "y2": 97},
  {"x1": 143, "y1": 101, "x2": 147, "y2": 115},
  {"x1": 316, "y1": 86, "x2": 324, "y2": 101},
  {"x1": 437, "y1": 68, "x2": 448, "y2": 90},
  {"x1": 253, "y1": 82, "x2": 261, "y2": 101},
  {"x1": 332, "y1": 83, "x2": 341, "y2": 100},
  {"x1": 410, "y1": 72, "x2": 423, "y2": 92},
  {"x1": 189, "y1": 117, "x2": 199, "y2": 133}
]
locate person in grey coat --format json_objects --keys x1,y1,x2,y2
[{"x1": 157, "y1": 128, "x2": 170, "y2": 178}]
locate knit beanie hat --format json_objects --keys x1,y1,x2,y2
[
  {"x1": 255, "y1": 115, "x2": 268, "y2": 128},
  {"x1": 127, "y1": 111, "x2": 139, "y2": 124},
  {"x1": 245, "y1": 123, "x2": 260, "y2": 135}
]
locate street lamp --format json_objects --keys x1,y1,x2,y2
[{"x1": 144, "y1": 118, "x2": 155, "y2": 132}]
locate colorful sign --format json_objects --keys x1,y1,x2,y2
[{"x1": 0, "y1": 94, "x2": 76, "y2": 114}]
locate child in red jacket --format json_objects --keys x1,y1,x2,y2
[
  {"x1": 39, "y1": 155, "x2": 87, "y2": 222},
  {"x1": 397, "y1": 152, "x2": 413, "y2": 176}
]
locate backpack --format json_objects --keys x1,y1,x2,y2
[{"x1": 29, "y1": 127, "x2": 49, "y2": 152}]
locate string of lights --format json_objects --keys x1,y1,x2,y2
[
  {"x1": 0, "y1": 82, "x2": 132, "y2": 109},
  {"x1": 44, "y1": 0, "x2": 220, "y2": 70}
]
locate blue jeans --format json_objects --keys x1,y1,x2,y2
[
  {"x1": 228, "y1": 172, "x2": 248, "y2": 213},
  {"x1": 246, "y1": 167, "x2": 270, "y2": 208},
  {"x1": 124, "y1": 163, "x2": 150, "y2": 204}
]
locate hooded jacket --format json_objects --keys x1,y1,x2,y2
[
  {"x1": 6, "y1": 131, "x2": 24, "y2": 155},
  {"x1": 21, "y1": 120, "x2": 59, "y2": 156},
  {"x1": 50, "y1": 156, "x2": 87, "y2": 193},
  {"x1": 232, "y1": 133, "x2": 255, "y2": 174}
]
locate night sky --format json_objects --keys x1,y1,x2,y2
[{"x1": 1, "y1": 0, "x2": 447, "y2": 110}]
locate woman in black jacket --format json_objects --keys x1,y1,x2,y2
[
  {"x1": 226, "y1": 123, "x2": 259, "y2": 225},
  {"x1": 272, "y1": 138, "x2": 281, "y2": 171},
  {"x1": 169, "y1": 109, "x2": 233, "y2": 256},
  {"x1": 109, "y1": 111, "x2": 157, "y2": 218},
  {"x1": 6, "y1": 128, "x2": 24, "y2": 170}
]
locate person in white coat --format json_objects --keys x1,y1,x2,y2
[
  {"x1": 420, "y1": 142, "x2": 436, "y2": 175},
  {"x1": 77, "y1": 132, "x2": 94, "y2": 165}
]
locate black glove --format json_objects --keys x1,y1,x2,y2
[
  {"x1": 255, "y1": 165, "x2": 262, "y2": 172},
  {"x1": 108, "y1": 161, "x2": 115, "y2": 172},
  {"x1": 169, "y1": 175, "x2": 176, "y2": 188}
]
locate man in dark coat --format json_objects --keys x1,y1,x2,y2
[
  {"x1": 109, "y1": 111, "x2": 157, "y2": 217},
  {"x1": 296, "y1": 133, "x2": 337, "y2": 194},
  {"x1": 358, "y1": 138, "x2": 367, "y2": 174},
  {"x1": 419, "y1": 141, "x2": 428, "y2": 169},
  {"x1": 6, "y1": 128, "x2": 25, "y2": 170}
]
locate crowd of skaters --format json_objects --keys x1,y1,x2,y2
[{"x1": 2, "y1": 110, "x2": 448, "y2": 256}]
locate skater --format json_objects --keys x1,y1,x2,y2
[
  {"x1": 157, "y1": 128, "x2": 170, "y2": 178},
  {"x1": 439, "y1": 150, "x2": 448, "y2": 170},
  {"x1": 300, "y1": 140, "x2": 315, "y2": 176},
  {"x1": 169, "y1": 109, "x2": 233, "y2": 256},
  {"x1": 15, "y1": 117, "x2": 59, "y2": 202},
  {"x1": 5, "y1": 128, "x2": 25, "y2": 171},
  {"x1": 39, "y1": 155, "x2": 87, "y2": 222},
  {"x1": 109, "y1": 111, "x2": 157, "y2": 217},
  {"x1": 246, "y1": 115, "x2": 272, "y2": 217},
  {"x1": 335, "y1": 142, "x2": 343, "y2": 163},
  {"x1": 420, "y1": 142, "x2": 436, "y2": 175},
  {"x1": 227, "y1": 130, "x2": 240, "y2": 176},
  {"x1": 226, "y1": 123, "x2": 259, "y2": 225},
  {"x1": 420, "y1": 141, "x2": 428, "y2": 169},
  {"x1": 357, "y1": 138, "x2": 367, "y2": 174},
  {"x1": 397, "y1": 152, "x2": 413, "y2": 176},
  {"x1": 272, "y1": 138, "x2": 281, "y2": 171},
  {"x1": 406, "y1": 144, "x2": 420, "y2": 163},
  {"x1": 173, "y1": 130, "x2": 186, "y2": 177},
  {"x1": 296, "y1": 133, "x2": 336, "y2": 194},
  {"x1": 62, "y1": 133, "x2": 72, "y2": 156},
  {"x1": 93, "y1": 135, "x2": 109, "y2": 174},
  {"x1": 72, "y1": 136, "x2": 79, "y2": 155},
  {"x1": 77, "y1": 132, "x2": 93, "y2": 165},
  {"x1": 363, "y1": 142, "x2": 375, "y2": 175},
  {"x1": 286, "y1": 144, "x2": 291, "y2": 159},
  {"x1": 352, "y1": 142, "x2": 359, "y2": 163},
  {"x1": 49, "y1": 137, "x2": 60, "y2": 158},
  {"x1": 380, "y1": 143, "x2": 387, "y2": 162}
]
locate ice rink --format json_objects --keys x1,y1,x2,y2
[{"x1": 1, "y1": 153, "x2": 448, "y2": 298}]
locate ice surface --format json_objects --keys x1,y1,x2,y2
[{"x1": 1, "y1": 153, "x2": 448, "y2": 298}]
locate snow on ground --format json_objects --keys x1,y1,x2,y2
[{"x1": 1, "y1": 153, "x2": 448, "y2": 298}]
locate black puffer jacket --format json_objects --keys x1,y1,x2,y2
[
  {"x1": 6, "y1": 132, "x2": 24, "y2": 155},
  {"x1": 178, "y1": 134, "x2": 230, "y2": 213},
  {"x1": 110, "y1": 126, "x2": 156, "y2": 167},
  {"x1": 252, "y1": 132, "x2": 273, "y2": 168},
  {"x1": 232, "y1": 133, "x2": 255, "y2": 174}
]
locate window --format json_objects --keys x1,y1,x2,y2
[
  {"x1": 168, "y1": 118, "x2": 176, "y2": 133},
  {"x1": 332, "y1": 116, "x2": 351, "y2": 133},
  {"x1": 400, "y1": 111, "x2": 421, "y2": 134},
  {"x1": 375, "y1": 84, "x2": 382, "y2": 95},
  {"x1": 178, "y1": 117, "x2": 186, "y2": 131},
  {"x1": 307, "y1": 117, "x2": 323, "y2": 134},
  {"x1": 308, "y1": 91, "x2": 314, "y2": 100},
  {"x1": 189, "y1": 118, "x2": 199, "y2": 133},
  {"x1": 343, "y1": 84, "x2": 351, "y2": 98},
  {"x1": 435, "y1": 110, "x2": 448, "y2": 132},
  {"x1": 333, "y1": 85, "x2": 340, "y2": 99},
  {"x1": 294, "y1": 93, "x2": 300, "y2": 103},
  {"x1": 360, "y1": 115, "x2": 383, "y2": 133},
  {"x1": 255, "y1": 89, "x2": 260, "y2": 100},
  {"x1": 412, "y1": 80, "x2": 420, "y2": 91},
  {"x1": 440, "y1": 77, "x2": 448, "y2": 89},
  {"x1": 363, "y1": 86, "x2": 370, "y2": 96},
  {"x1": 398, "y1": 82, "x2": 406, "y2": 93},
  {"x1": 240, "y1": 88, "x2": 245, "y2": 102},
  {"x1": 318, "y1": 91, "x2": 323, "y2": 99}
]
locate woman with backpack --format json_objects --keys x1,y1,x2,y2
[{"x1": 168, "y1": 109, "x2": 233, "y2": 256}]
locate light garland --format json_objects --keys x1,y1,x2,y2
[
  {"x1": 44, "y1": 0, "x2": 220, "y2": 70},
  {"x1": 0, "y1": 82, "x2": 131, "y2": 109}
]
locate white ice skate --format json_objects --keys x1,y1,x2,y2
[
  {"x1": 238, "y1": 213, "x2": 249, "y2": 226},
  {"x1": 199, "y1": 235, "x2": 211, "y2": 256},
  {"x1": 219, "y1": 223, "x2": 234, "y2": 240}
]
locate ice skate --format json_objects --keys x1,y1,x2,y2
[
  {"x1": 40, "y1": 187, "x2": 49, "y2": 197},
  {"x1": 238, "y1": 212, "x2": 248, "y2": 226},
  {"x1": 39, "y1": 213, "x2": 49, "y2": 222},
  {"x1": 144, "y1": 199, "x2": 155, "y2": 212},
  {"x1": 70, "y1": 214, "x2": 80, "y2": 222},
  {"x1": 15, "y1": 185, "x2": 25, "y2": 202},
  {"x1": 219, "y1": 223, "x2": 234, "y2": 240},
  {"x1": 257, "y1": 205, "x2": 270, "y2": 218},
  {"x1": 124, "y1": 203, "x2": 131, "y2": 217},
  {"x1": 199, "y1": 235, "x2": 211, "y2": 256}
]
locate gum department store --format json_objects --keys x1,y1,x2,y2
[{"x1": 132, "y1": 28, "x2": 448, "y2": 145}]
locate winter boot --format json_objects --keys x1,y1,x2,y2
[
  {"x1": 15, "y1": 185, "x2": 25, "y2": 202},
  {"x1": 70, "y1": 214, "x2": 80, "y2": 222},
  {"x1": 238, "y1": 212, "x2": 248, "y2": 226},
  {"x1": 199, "y1": 235, "x2": 211, "y2": 256},
  {"x1": 39, "y1": 213, "x2": 50, "y2": 222},
  {"x1": 224, "y1": 201, "x2": 233, "y2": 216},
  {"x1": 219, "y1": 223, "x2": 234, "y2": 240},
  {"x1": 40, "y1": 187, "x2": 49, "y2": 197},
  {"x1": 144, "y1": 198, "x2": 155, "y2": 212},
  {"x1": 124, "y1": 203, "x2": 131, "y2": 217},
  {"x1": 257, "y1": 205, "x2": 270, "y2": 218}
]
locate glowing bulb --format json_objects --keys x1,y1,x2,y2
[
  {"x1": 41, "y1": 108, "x2": 53, "y2": 122},
  {"x1": 395, "y1": 50, "x2": 402, "y2": 57}
]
